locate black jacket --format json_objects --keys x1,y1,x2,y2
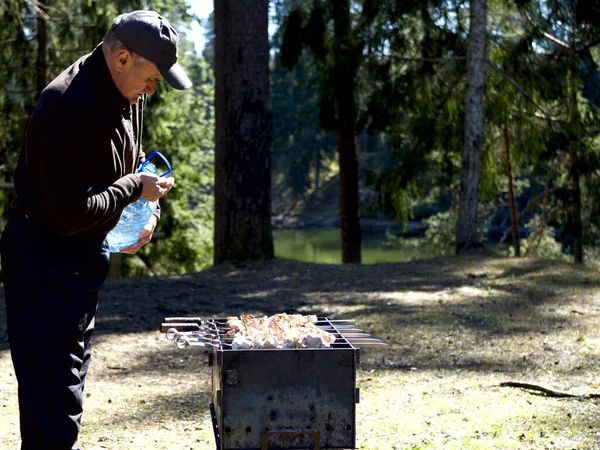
[{"x1": 12, "y1": 45, "x2": 157, "y2": 237}]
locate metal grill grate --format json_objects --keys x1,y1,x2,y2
[{"x1": 161, "y1": 316, "x2": 386, "y2": 350}]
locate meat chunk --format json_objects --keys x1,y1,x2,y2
[{"x1": 226, "y1": 313, "x2": 336, "y2": 349}]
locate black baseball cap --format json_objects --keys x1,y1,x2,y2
[{"x1": 109, "y1": 10, "x2": 192, "y2": 90}]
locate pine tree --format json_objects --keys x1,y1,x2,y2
[
  {"x1": 456, "y1": 0, "x2": 488, "y2": 253},
  {"x1": 213, "y1": 0, "x2": 274, "y2": 264}
]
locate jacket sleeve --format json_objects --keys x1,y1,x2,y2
[{"x1": 38, "y1": 106, "x2": 143, "y2": 236}]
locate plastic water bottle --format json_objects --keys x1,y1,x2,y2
[{"x1": 105, "y1": 151, "x2": 172, "y2": 252}]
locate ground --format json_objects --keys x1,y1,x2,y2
[{"x1": 1, "y1": 255, "x2": 600, "y2": 449}]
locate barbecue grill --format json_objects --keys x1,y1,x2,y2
[{"x1": 161, "y1": 316, "x2": 386, "y2": 450}]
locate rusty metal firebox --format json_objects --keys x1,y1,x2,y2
[{"x1": 161, "y1": 317, "x2": 386, "y2": 450}]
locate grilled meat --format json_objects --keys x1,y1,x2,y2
[{"x1": 226, "y1": 313, "x2": 336, "y2": 349}]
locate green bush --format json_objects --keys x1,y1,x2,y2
[
  {"x1": 422, "y1": 209, "x2": 457, "y2": 256},
  {"x1": 510, "y1": 215, "x2": 564, "y2": 259}
]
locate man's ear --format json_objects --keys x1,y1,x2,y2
[{"x1": 115, "y1": 49, "x2": 132, "y2": 72}]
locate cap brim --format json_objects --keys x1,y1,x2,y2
[{"x1": 158, "y1": 62, "x2": 192, "y2": 90}]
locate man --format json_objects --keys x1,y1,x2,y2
[{"x1": 0, "y1": 10, "x2": 191, "y2": 449}]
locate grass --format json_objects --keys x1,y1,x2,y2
[{"x1": 1, "y1": 254, "x2": 600, "y2": 449}]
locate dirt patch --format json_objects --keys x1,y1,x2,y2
[{"x1": 1, "y1": 255, "x2": 600, "y2": 449}]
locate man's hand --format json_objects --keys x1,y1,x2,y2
[
  {"x1": 138, "y1": 173, "x2": 175, "y2": 202},
  {"x1": 120, "y1": 215, "x2": 158, "y2": 254}
]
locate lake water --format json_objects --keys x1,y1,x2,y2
[{"x1": 273, "y1": 228, "x2": 434, "y2": 264}]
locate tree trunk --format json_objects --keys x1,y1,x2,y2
[
  {"x1": 213, "y1": 0, "x2": 274, "y2": 264},
  {"x1": 503, "y1": 125, "x2": 520, "y2": 256},
  {"x1": 568, "y1": 154, "x2": 583, "y2": 263},
  {"x1": 568, "y1": 67, "x2": 584, "y2": 263},
  {"x1": 109, "y1": 254, "x2": 122, "y2": 278},
  {"x1": 456, "y1": 0, "x2": 487, "y2": 253},
  {"x1": 332, "y1": 0, "x2": 361, "y2": 264},
  {"x1": 36, "y1": 0, "x2": 50, "y2": 99},
  {"x1": 313, "y1": 148, "x2": 321, "y2": 204}
]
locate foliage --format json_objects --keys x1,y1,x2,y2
[
  {"x1": 421, "y1": 208, "x2": 458, "y2": 256},
  {"x1": 357, "y1": 0, "x2": 470, "y2": 227},
  {"x1": 127, "y1": 55, "x2": 215, "y2": 276},
  {"x1": 270, "y1": 26, "x2": 338, "y2": 204},
  {"x1": 516, "y1": 0, "x2": 600, "y2": 263},
  {"x1": 509, "y1": 214, "x2": 564, "y2": 259}
]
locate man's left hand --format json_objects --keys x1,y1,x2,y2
[{"x1": 120, "y1": 215, "x2": 158, "y2": 254}]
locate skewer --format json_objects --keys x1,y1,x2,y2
[
  {"x1": 172, "y1": 335, "x2": 386, "y2": 350},
  {"x1": 210, "y1": 325, "x2": 363, "y2": 333},
  {"x1": 346, "y1": 342, "x2": 388, "y2": 348},
  {"x1": 167, "y1": 329, "x2": 375, "y2": 341},
  {"x1": 215, "y1": 332, "x2": 373, "y2": 341},
  {"x1": 165, "y1": 317, "x2": 355, "y2": 324}
]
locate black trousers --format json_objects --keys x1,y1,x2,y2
[{"x1": 0, "y1": 215, "x2": 110, "y2": 450}]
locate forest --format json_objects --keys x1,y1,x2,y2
[
  {"x1": 1, "y1": 0, "x2": 600, "y2": 276},
  {"x1": 1, "y1": 2, "x2": 600, "y2": 449}
]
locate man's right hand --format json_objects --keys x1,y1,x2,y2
[{"x1": 137, "y1": 173, "x2": 175, "y2": 202}]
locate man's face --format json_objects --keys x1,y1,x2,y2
[{"x1": 120, "y1": 56, "x2": 163, "y2": 105}]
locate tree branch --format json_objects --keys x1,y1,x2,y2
[
  {"x1": 500, "y1": 381, "x2": 600, "y2": 399},
  {"x1": 498, "y1": 168, "x2": 566, "y2": 248},
  {"x1": 393, "y1": 56, "x2": 466, "y2": 64},
  {"x1": 487, "y1": 62, "x2": 568, "y2": 130},
  {"x1": 23, "y1": 0, "x2": 51, "y2": 23},
  {"x1": 578, "y1": 38, "x2": 600, "y2": 54},
  {"x1": 521, "y1": 8, "x2": 571, "y2": 50}
]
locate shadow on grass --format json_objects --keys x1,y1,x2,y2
[
  {"x1": 86, "y1": 390, "x2": 213, "y2": 427},
  {"x1": 1, "y1": 256, "x2": 598, "y2": 368}
]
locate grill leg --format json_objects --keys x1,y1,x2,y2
[
  {"x1": 209, "y1": 402, "x2": 220, "y2": 450},
  {"x1": 261, "y1": 429, "x2": 321, "y2": 450}
]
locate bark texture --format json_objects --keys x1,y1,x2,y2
[
  {"x1": 332, "y1": 0, "x2": 362, "y2": 264},
  {"x1": 503, "y1": 125, "x2": 520, "y2": 257},
  {"x1": 36, "y1": 0, "x2": 50, "y2": 99},
  {"x1": 456, "y1": 0, "x2": 487, "y2": 253},
  {"x1": 567, "y1": 81, "x2": 583, "y2": 264},
  {"x1": 214, "y1": 0, "x2": 274, "y2": 264}
]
